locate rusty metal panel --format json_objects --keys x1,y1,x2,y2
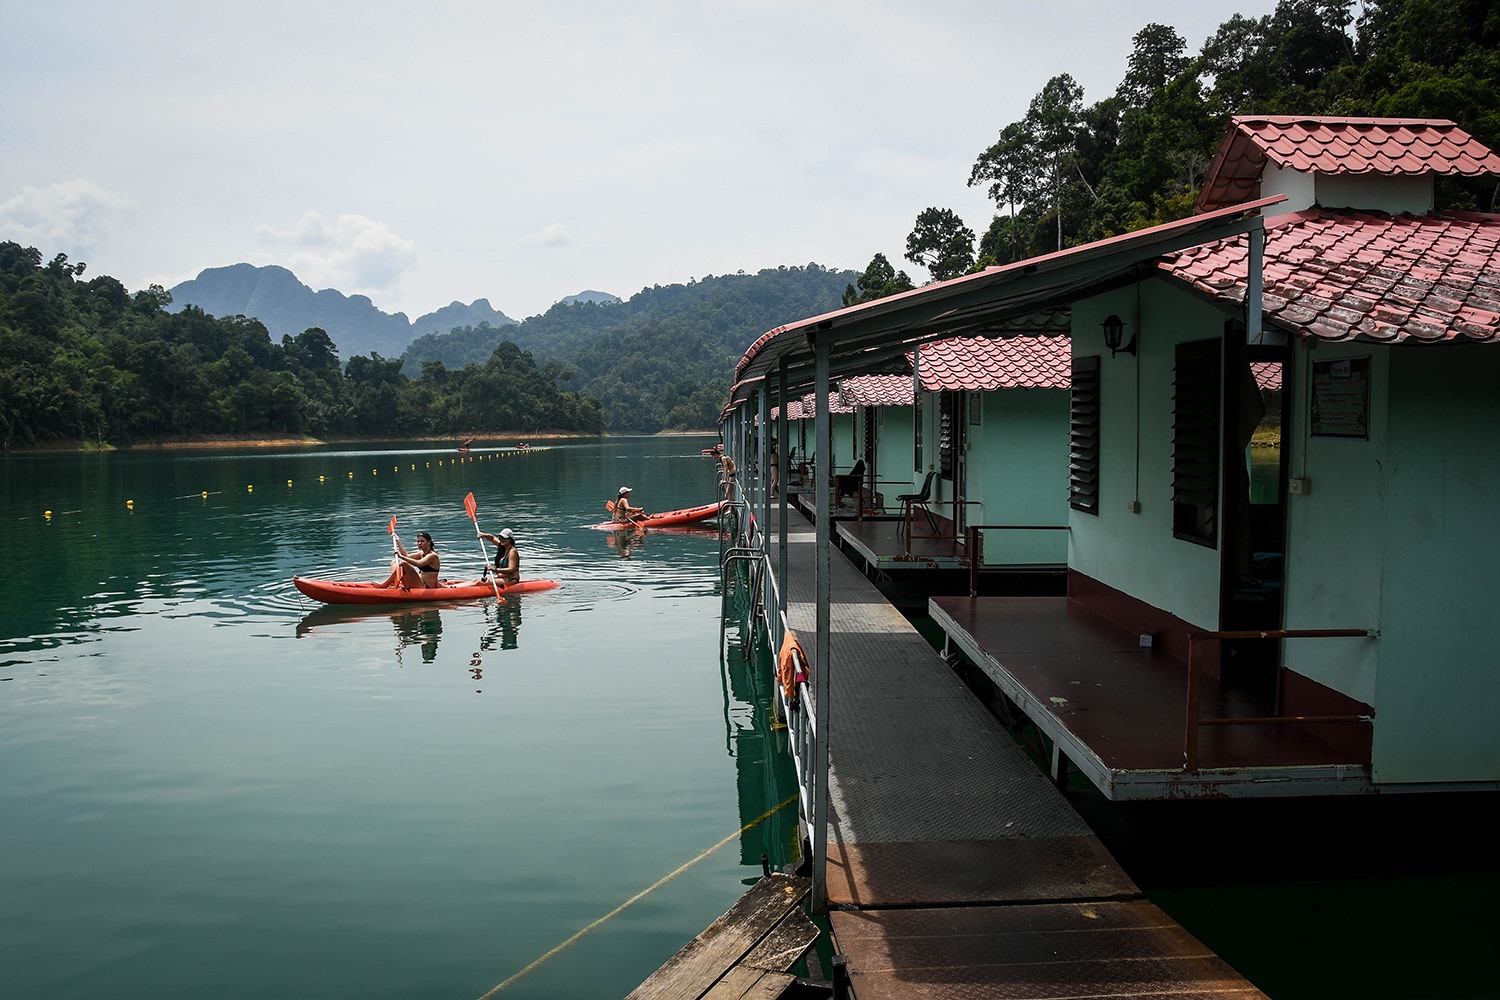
[{"x1": 830, "y1": 901, "x2": 1268, "y2": 999}]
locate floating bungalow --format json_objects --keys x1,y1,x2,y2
[
  {"x1": 730, "y1": 115, "x2": 1500, "y2": 804},
  {"x1": 709, "y1": 114, "x2": 1500, "y2": 998}
]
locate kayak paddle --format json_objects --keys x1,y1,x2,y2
[{"x1": 464, "y1": 492, "x2": 504, "y2": 602}]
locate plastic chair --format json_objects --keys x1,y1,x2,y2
[
  {"x1": 834, "y1": 459, "x2": 866, "y2": 504},
  {"x1": 896, "y1": 471, "x2": 938, "y2": 536}
]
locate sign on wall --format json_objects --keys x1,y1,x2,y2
[{"x1": 1311, "y1": 356, "x2": 1370, "y2": 439}]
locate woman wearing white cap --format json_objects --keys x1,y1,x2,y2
[
  {"x1": 464, "y1": 527, "x2": 520, "y2": 587},
  {"x1": 612, "y1": 485, "x2": 647, "y2": 523}
]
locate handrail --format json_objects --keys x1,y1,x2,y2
[
  {"x1": 963, "y1": 523, "x2": 1070, "y2": 595},
  {"x1": 1184, "y1": 628, "x2": 1378, "y2": 771}
]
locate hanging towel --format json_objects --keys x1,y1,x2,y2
[{"x1": 777, "y1": 630, "x2": 808, "y2": 708}]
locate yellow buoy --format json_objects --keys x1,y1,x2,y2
[
  {"x1": 371, "y1": 469, "x2": 377, "y2": 476},
  {"x1": 126, "y1": 499, "x2": 134, "y2": 508},
  {"x1": 201, "y1": 491, "x2": 208, "y2": 499},
  {"x1": 287, "y1": 480, "x2": 293, "y2": 488},
  {"x1": 44, "y1": 510, "x2": 53, "y2": 519},
  {"x1": 319, "y1": 475, "x2": 325, "y2": 483},
  {"x1": 247, "y1": 485, "x2": 253, "y2": 493},
  {"x1": 348, "y1": 472, "x2": 354, "y2": 479}
]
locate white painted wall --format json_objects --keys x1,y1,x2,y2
[
  {"x1": 1280, "y1": 342, "x2": 1387, "y2": 708},
  {"x1": 1260, "y1": 161, "x2": 1434, "y2": 215},
  {"x1": 1071, "y1": 284, "x2": 1225, "y2": 629}
]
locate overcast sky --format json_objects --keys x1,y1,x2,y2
[{"x1": 1, "y1": 1, "x2": 1270, "y2": 321}]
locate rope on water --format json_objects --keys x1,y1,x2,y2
[{"x1": 475, "y1": 793, "x2": 799, "y2": 998}]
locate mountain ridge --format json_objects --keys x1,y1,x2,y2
[{"x1": 167, "y1": 263, "x2": 607, "y2": 359}]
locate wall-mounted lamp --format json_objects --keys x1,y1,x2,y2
[{"x1": 1102, "y1": 314, "x2": 1136, "y2": 357}]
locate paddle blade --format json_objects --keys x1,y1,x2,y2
[
  {"x1": 464, "y1": 492, "x2": 477, "y2": 522},
  {"x1": 387, "y1": 516, "x2": 397, "y2": 535},
  {"x1": 605, "y1": 500, "x2": 615, "y2": 512}
]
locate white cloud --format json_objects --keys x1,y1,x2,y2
[
  {"x1": 254, "y1": 211, "x2": 418, "y2": 297},
  {"x1": 516, "y1": 223, "x2": 573, "y2": 249},
  {"x1": 0, "y1": 179, "x2": 136, "y2": 260}
]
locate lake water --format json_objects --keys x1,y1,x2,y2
[{"x1": 1, "y1": 436, "x2": 800, "y2": 999}]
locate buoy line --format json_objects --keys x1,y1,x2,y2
[{"x1": 476, "y1": 793, "x2": 799, "y2": 998}]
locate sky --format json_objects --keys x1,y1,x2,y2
[{"x1": 0, "y1": 0, "x2": 1272, "y2": 322}]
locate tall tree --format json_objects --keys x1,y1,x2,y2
[{"x1": 904, "y1": 208, "x2": 976, "y2": 283}]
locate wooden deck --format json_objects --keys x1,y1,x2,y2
[
  {"x1": 930, "y1": 596, "x2": 1374, "y2": 799},
  {"x1": 766, "y1": 510, "x2": 1267, "y2": 999},
  {"x1": 626, "y1": 874, "x2": 818, "y2": 999}
]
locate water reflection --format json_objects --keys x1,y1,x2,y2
[
  {"x1": 607, "y1": 526, "x2": 644, "y2": 558},
  {"x1": 294, "y1": 598, "x2": 524, "y2": 666}
]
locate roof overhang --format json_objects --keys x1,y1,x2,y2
[{"x1": 732, "y1": 195, "x2": 1285, "y2": 404}]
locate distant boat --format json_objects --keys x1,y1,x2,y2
[{"x1": 458, "y1": 437, "x2": 474, "y2": 452}]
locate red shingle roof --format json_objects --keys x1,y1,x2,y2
[
  {"x1": 1162, "y1": 209, "x2": 1500, "y2": 343},
  {"x1": 1251, "y1": 361, "x2": 1282, "y2": 391},
  {"x1": 917, "y1": 335, "x2": 1071, "y2": 391},
  {"x1": 840, "y1": 373, "x2": 914, "y2": 408},
  {"x1": 1197, "y1": 117, "x2": 1500, "y2": 212}
]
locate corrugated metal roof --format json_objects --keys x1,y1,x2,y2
[
  {"x1": 918, "y1": 334, "x2": 1071, "y2": 391},
  {"x1": 734, "y1": 197, "x2": 1282, "y2": 390},
  {"x1": 1197, "y1": 116, "x2": 1500, "y2": 212},
  {"x1": 1162, "y1": 208, "x2": 1500, "y2": 343}
]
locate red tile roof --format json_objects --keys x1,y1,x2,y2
[
  {"x1": 1161, "y1": 209, "x2": 1500, "y2": 343},
  {"x1": 1251, "y1": 361, "x2": 1282, "y2": 391},
  {"x1": 1197, "y1": 117, "x2": 1500, "y2": 212},
  {"x1": 917, "y1": 335, "x2": 1072, "y2": 391},
  {"x1": 839, "y1": 373, "x2": 914, "y2": 408}
]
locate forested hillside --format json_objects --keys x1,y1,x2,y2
[
  {"x1": 895, "y1": 0, "x2": 1499, "y2": 279},
  {"x1": 0, "y1": 243, "x2": 601, "y2": 449},
  {"x1": 402, "y1": 264, "x2": 856, "y2": 432}
]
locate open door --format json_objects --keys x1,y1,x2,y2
[{"x1": 1220, "y1": 332, "x2": 1290, "y2": 707}]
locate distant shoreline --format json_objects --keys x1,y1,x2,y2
[{"x1": 6, "y1": 429, "x2": 719, "y2": 455}]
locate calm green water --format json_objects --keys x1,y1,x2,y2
[{"x1": 1, "y1": 436, "x2": 800, "y2": 1000}]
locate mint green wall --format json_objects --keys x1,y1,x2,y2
[
  {"x1": 1070, "y1": 285, "x2": 1224, "y2": 628},
  {"x1": 872, "y1": 405, "x2": 917, "y2": 500},
  {"x1": 1374, "y1": 346, "x2": 1499, "y2": 782},
  {"x1": 968, "y1": 388, "x2": 1070, "y2": 564}
]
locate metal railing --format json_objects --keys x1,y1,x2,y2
[
  {"x1": 718, "y1": 466, "x2": 817, "y2": 831},
  {"x1": 1183, "y1": 627, "x2": 1378, "y2": 771},
  {"x1": 964, "y1": 523, "x2": 1070, "y2": 595}
]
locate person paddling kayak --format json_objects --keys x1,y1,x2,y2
[
  {"x1": 393, "y1": 531, "x2": 440, "y2": 588},
  {"x1": 462, "y1": 528, "x2": 520, "y2": 587},
  {"x1": 612, "y1": 486, "x2": 648, "y2": 522}
]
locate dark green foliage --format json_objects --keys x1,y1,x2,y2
[
  {"x1": 0, "y1": 242, "x2": 603, "y2": 448},
  {"x1": 967, "y1": 0, "x2": 1500, "y2": 258},
  {"x1": 841, "y1": 254, "x2": 915, "y2": 306},
  {"x1": 403, "y1": 264, "x2": 856, "y2": 433}
]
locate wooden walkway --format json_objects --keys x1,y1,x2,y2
[
  {"x1": 769, "y1": 510, "x2": 1267, "y2": 999},
  {"x1": 627, "y1": 874, "x2": 818, "y2": 1000}
]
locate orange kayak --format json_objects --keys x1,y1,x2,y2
[
  {"x1": 592, "y1": 501, "x2": 722, "y2": 530},
  {"x1": 294, "y1": 576, "x2": 560, "y2": 605}
]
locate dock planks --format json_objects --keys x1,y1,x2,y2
[
  {"x1": 767, "y1": 508, "x2": 1268, "y2": 999},
  {"x1": 626, "y1": 873, "x2": 815, "y2": 1000}
]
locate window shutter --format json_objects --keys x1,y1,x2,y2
[
  {"x1": 1069, "y1": 355, "x2": 1101, "y2": 514},
  {"x1": 1172, "y1": 339, "x2": 1220, "y2": 546}
]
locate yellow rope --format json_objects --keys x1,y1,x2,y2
[{"x1": 476, "y1": 793, "x2": 799, "y2": 998}]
